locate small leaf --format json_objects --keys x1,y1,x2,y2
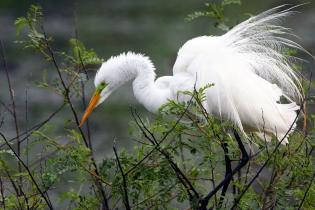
[
  {"x1": 15, "y1": 17, "x2": 28, "y2": 35},
  {"x1": 222, "y1": 0, "x2": 241, "y2": 6}
]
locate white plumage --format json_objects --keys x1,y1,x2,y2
[{"x1": 83, "y1": 6, "x2": 306, "y2": 143}]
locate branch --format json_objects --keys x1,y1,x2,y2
[
  {"x1": 297, "y1": 171, "x2": 315, "y2": 210},
  {"x1": 218, "y1": 141, "x2": 232, "y2": 207},
  {"x1": 0, "y1": 175, "x2": 6, "y2": 210},
  {"x1": 131, "y1": 108, "x2": 200, "y2": 202},
  {"x1": 0, "y1": 100, "x2": 14, "y2": 116},
  {"x1": 132, "y1": 183, "x2": 177, "y2": 209},
  {"x1": 113, "y1": 142, "x2": 131, "y2": 210},
  {"x1": 41, "y1": 27, "x2": 90, "y2": 148},
  {"x1": 125, "y1": 90, "x2": 196, "y2": 176},
  {"x1": 40, "y1": 26, "x2": 109, "y2": 209},
  {"x1": 0, "y1": 103, "x2": 66, "y2": 149},
  {"x1": 3, "y1": 168, "x2": 23, "y2": 209},
  {"x1": 0, "y1": 40, "x2": 23, "y2": 195},
  {"x1": 232, "y1": 109, "x2": 302, "y2": 209},
  {"x1": 73, "y1": 12, "x2": 92, "y2": 149},
  {"x1": 0, "y1": 132, "x2": 54, "y2": 209},
  {"x1": 198, "y1": 129, "x2": 249, "y2": 210}
]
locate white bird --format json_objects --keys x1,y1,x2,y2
[{"x1": 80, "y1": 6, "x2": 306, "y2": 143}]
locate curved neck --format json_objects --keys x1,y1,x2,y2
[{"x1": 109, "y1": 52, "x2": 171, "y2": 112}]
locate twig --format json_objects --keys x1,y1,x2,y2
[
  {"x1": 125, "y1": 90, "x2": 195, "y2": 176},
  {"x1": 3, "y1": 168, "x2": 23, "y2": 209},
  {"x1": 209, "y1": 160, "x2": 218, "y2": 207},
  {"x1": 297, "y1": 171, "x2": 315, "y2": 210},
  {"x1": 0, "y1": 100, "x2": 14, "y2": 116},
  {"x1": 25, "y1": 87, "x2": 29, "y2": 166},
  {"x1": 178, "y1": 134, "x2": 187, "y2": 171},
  {"x1": 0, "y1": 176, "x2": 5, "y2": 210},
  {"x1": 42, "y1": 25, "x2": 110, "y2": 209},
  {"x1": 80, "y1": 164, "x2": 112, "y2": 187},
  {"x1": 0, "y1": 111, "x2": 4, "y2": 129},
  {"x1": 130, "y1": 109, "x2": 156, "y2": 145},
  {"x1": 132, "y1": 183, "x2": 177, "y2": 208},
  {"x1": 198, "y1": 129, "x2": 249, "y2": 210},
  {"x1": 231, "y1": 109, "x2": 302, "y2": 209},
  {"x1": 158, "y1": 146, "x2": 200, "y2": 200},
  {"x1": 131, "y1": 108, "x2": 200, "y2": 200},
  {"x1": 4, "y1": 168, "x2": 34, "y2": 210},
  {"x1": 0, "y1": 132, "x2": 54, "y2": 209},
  {"x1": 113, "y1": 141, "x2": 131, "y2": 210},
  {"x1": 0, "y1": 40, "x2": 23, "y2": 195},
  {"x1": 301, "y1": 72, "x2": 312, "y2": 136},
  {"x1": 0, "y1": 103, "x2": 66, "y2": 149},
  {"x1": 41, "y1": 27, "x2": 90, "y2": 147},
  {"x1": 73, "y1": 11, "x2": 92, "y2": 148},
  {"x1": 243, "y1": 145, "x2": 252, "y2": 185}
]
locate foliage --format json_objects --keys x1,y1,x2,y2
[
  {"x1": 186, "y1": 0, "x2": 242, "y2": 31},
  {"x1": 0, "y1": 2, "x2": 314, "y2": 210}
]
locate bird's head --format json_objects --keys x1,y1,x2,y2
[
  {"x1": 79, "y1": 52, "x2": 154, "y2": 126},
  {"x1": 79, "y1": 61, "x2": 120, "y2": 127}
]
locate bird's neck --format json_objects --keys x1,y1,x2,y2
[{"x1": 114, "y1": 53, "x2": 171, "y2": 112}]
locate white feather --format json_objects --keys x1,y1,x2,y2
[
  {"x1": 173, "y1": 5, "x2": 304, "y2": 141},
  {"x1": 93, "y1": 6, "x2": 306, "y2": 143}
]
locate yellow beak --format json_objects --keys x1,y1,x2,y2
[{"x1": 79, "y1": 92, "x2": 101, "y2": 127}]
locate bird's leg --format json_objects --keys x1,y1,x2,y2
[{"x1": 198, "y1": 129, "x2": 249, "y2": 210}]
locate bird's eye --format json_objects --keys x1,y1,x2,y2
[{"x1": 96, "y1": 82, "x2": 107, "y2": 93}]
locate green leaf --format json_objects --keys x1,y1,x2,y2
[
  {"x1": 222, "y1": 0, "x2": 241, "y2": 6},
  {"x1": 14, "y1": 17, "x2": 28, "y2": 35}
]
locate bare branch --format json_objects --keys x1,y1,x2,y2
[
  {"x1": 113, "y1": 141, "x2": 131, "y2": 210},
  {"x1": 0, "y1": 40, "x2": 23, "y2": 195}
]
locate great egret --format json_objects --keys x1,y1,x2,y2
[{"x1": 80, "y1": 6, "x2": 306, "y2": 143}]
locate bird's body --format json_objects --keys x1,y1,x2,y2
[{"x1": 81, "y1": 6, "x2": 305, "y2": 143}]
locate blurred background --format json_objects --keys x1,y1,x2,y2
[{"x1": 0, "y1": 0, "x2": 314, "y2": 160}]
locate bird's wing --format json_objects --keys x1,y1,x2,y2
[{"x1": 172, "y1": 5, "x2": 304, "y2": 140}]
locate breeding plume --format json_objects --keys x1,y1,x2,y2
[{"x1": 80, "y1": 6, "x2": 306, "y2": 143}]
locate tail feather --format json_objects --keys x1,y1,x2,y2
[{"x1": 222, "y1": 5, "x2": 305, "y2": 101}]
